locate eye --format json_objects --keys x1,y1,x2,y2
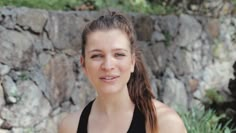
[
  {"x1": 90, "y1": 54, "x2": 103, "y2": 59},
  {"x1": 115, "y1": 53, "x2": 126, "y2": 57}
]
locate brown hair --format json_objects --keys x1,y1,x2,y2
[{"x1": 81, "y1": 11, "x2": 157, "y2": 132}]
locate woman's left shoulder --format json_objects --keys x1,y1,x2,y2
[{"x1": 152, "y1": 99, "x2": 187, "y2": 133}]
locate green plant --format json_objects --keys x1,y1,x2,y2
[
  {"x1": 233, "y1": 0, "x2": 236, "y2": 5},
  {"x1": 19, "y1": 72, "x2": 30, "y2": 81},
  {"x1": 163, "y1": 30, "x2": 172, "y2": 47},
  {"x1": 24, "y1": 128, "x2": 34, "y2": 133},
  {"x1": 205, "y1": 88, "x2": 225, "y2": 104},
  {"x1": 0, "y1": 0, "x2": 82, "y2": 10},
  {"x1": 177, "y1": 107, "x2": 236, "y2": 133},
  {"x1": 0, "y1": 0, "x2": 178, "y2": 15}
]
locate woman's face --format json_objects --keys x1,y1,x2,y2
[{"x1": 81, "y1": 29, "x2": 135, "y2": 96}]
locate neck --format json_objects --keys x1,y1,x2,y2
[{"x1": 93, "y1": 86, "x2": 134, "y2": 116}]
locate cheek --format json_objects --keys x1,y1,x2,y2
[
  {"x1": 85, "y1": 61, "x2": 98, "y2": 72},
  {"x1": 120, "y1": 60, "x2": 134, "y2": 72},
  {"x1": 83, "y1": 59, "x2": 95, "y2": 75}
]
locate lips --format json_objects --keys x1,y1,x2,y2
[{"x1": 99, "y1": 75, "x2": 119, "y2": 82}]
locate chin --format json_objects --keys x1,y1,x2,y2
[{"x1": 97, "y1": 86, "x2": 124, "y2": 95}]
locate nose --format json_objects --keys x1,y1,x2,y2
[{"x1": 101, "y1": 56, "x2": 114, "y2": 71}]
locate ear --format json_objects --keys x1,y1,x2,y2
[
  {"x1": 80, "y1": 56, "x2": 87, "y2": 74},
  {"x1": 131, "y1": 53, "x2": 135, "y2": 73}
]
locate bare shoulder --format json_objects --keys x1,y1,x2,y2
[
  {"x1": 152, "y1": 99, "x2": 187, "y2": 133},
  {"x1": 58, "y1": 110, "x2": 82, "y2": 133}
]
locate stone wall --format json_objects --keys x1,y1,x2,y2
[{"x1": 0, "y1": 7, "x2": 235, "y2": 132}]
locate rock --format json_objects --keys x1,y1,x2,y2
[
  {"x1": 187, "y1": 40, "x2": 204, "y2": 71},
  {"x1": 157, "y1": 15, "x2": 179, "y2": 38},
  {"x1": 194, "y1": 61, "x2": 235, "y2": 100},
  {"x1": 202, "y1": 0, "x2": 224, "y2": 17},
  {"x1": 190, "y1": 5, "x2": 199, "y2": 11},
  {"x1": 71, "y1": 81, "x2": 95, "y2": 108},
  {"x1": 38, "y1": 52, "x2": 52, "y2": 67},
  {"x1": 0, "y1": 129, "x2": 10, "y2": 133},
  {"x1": 207, "y1": 19, "x2": 220, "y2": 38},
  {"x1": 171, "y1": 48, "x2": 192, "y2": 75},
  {"x1": 0, "y1": 30, "x2": 35, "y2": 68},
  {"x1": 200, "y1": 38, "x2": 212, "y2": 67},
  {"x1": 189, "y1": 79, "x2": 199, "y2": 93},
  {"x1": 30, "y1": 69, "x2": 49, "y2": 99},
  {"x1": 0, "y1": 84, "x2": 5, "y2": 109},
  {"x1": 63, "y1": 48, "x2": 79, "y2": 57},
  {"x1": 33, "y1": 33, "x2": 54, "y2": 53},
  {"x1": 139, "y1": 42, "x2": 160, "y2": 73},
  {"x1": 71, "y1": 62, "x2": 96, "y2": 108},
  {"x1": 7, "y1": 70, "x2": 31, "y2": 83},
  {"x1": 174, "y1": 14, "x2": 202, "y2": 47},
  {"x1": 220, "y1": 1, "x2": 234, "y2": 16},
  {"x1": 0, "y1": 63, "x2": 10, "y2": 76},
  {"x1": 151, "y1": 31, "x2": 166, "y2": 42},
  {"x1": 16, "y1": 7, "x2": 48, "y2": 33},
  {"x1": 45, "y1": 11, "x2": 87, "y2": 50},
  {"x1": 50, "y1": 107, "x2": 61, "y2": 117},
  {"x1": 1, "y1": 80, "x2": 51, "y2": 127},
  {"x1": 150, "y1": 77, "x2": 159, "y2": 98},
  {"x1": 219, "y1": 17, "x2": 236, "y2": 54},
  {"x1": 212, "y1": 42, "x2": 230, "y2": 60},
  {"x1": 0, "y1": 113, "x2": 13, "y2": 129},
  {"x1": 43, "y1": 54, "x2": 76, "y2": 108},
  {"x1": 0, "y1": 7, "x2": 17, "y2": 29},
  {"x1": 0, "y1": 118, "x2": 4, "y2": 126},
  {"x1": 1, "y1": 75, "x2": 21, "y2": 104},
  {"x1": 133, "y1": 15, "x2": 153, "y2": 41},
  {"x1": 162, "y1": 69, "x2": 188, "y2": 109},
  {"x1": 11, "y1": 128, "x2": 34, "y2": 133},
  {"x1": 34, "y1": 118, "x2": 58, "y2": 133}
]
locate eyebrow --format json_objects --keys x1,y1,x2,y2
[
  {"x1": 88, "y1": 48, "x2": 129, "y2": 53},
  {"x1": 88, "y1": 49, "x2": 101, "y2": 53}
]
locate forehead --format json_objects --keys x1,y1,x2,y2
[{"x1": 85, "y1": 29, "x2": 130, "y2": 51}]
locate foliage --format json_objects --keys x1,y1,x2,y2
[
  {"x1": 163, "y1": 30, "x2": 172, "y2": 47},
  {"x1": 204, "y1": 88, "x2": 225, "y2": 104},
  {"x1": 233, "y1": 0, "x2": 236, "y2": 5},
  {"x1": 177, "y1": 107, "x2": 236, "y2": 133},
  {"x1": 0, "y1": 0, "x2": 177, "y2": 14},
  {"x1": 18, "y1": 71, "x2": 30, "y2": 81},
  {"x1": 0, "y1": 0, "x2": 83, "y2": 10}
]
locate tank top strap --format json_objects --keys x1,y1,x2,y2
[
  {"x1": 127, "y1": 105, "x2": 146, "y2": 133},
  {"x1": 77, "y1": 99, "x2": 95, "y2": 133}
]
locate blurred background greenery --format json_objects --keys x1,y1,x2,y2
[
  {"x1": 0, "y1": 0, "x2": 186, "y2": 14},
  {"x1": 1, "y1": 0, "x2": 235, "y2": 15},
  {"x1": 0, "y1": 0, "x2": 235, "y2": 15}
]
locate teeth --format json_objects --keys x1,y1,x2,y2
[{"x1": 104, "y1": 77, "x2": 113, "y2": 80}]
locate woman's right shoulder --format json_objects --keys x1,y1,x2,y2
[{"x1": 58, "y1": 110, "x2": 82, "y2": 133}]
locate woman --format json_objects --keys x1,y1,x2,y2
[{"x1": 59, "y1": 12, "x2": 187, "y2": 133}]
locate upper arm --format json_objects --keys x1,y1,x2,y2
[
  {"x1": 153, "y1": 100, "x2": 187, "y2": 133},
  {"x1": 158, "y1": 112, "x2": 187, "y2": 133},
  {"x1": 58, "y1": 111, "x2": 82, "y2": 133},
  {"x1": 58, "y1": 117, "x2": 68, "y2": 133}
]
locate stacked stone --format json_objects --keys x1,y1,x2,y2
[{"x1": 151, "y1": 0, "x2": 235, "y2": 17}]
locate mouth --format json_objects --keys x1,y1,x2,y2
[{"x1": 99, "y1": 75, "x2": 119, "y2": 82}]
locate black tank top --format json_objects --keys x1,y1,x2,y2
[{"x1": 77, "y1": 100, "x2": 146, "y2": 133}]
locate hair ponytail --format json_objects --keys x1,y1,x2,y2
[{"x1": 128, "y1": 46, "x2": 158, "y2": 132}]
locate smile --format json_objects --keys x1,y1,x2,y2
[{"x1": 100, "y1": 76, "x2": 119, "y2": 82}]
